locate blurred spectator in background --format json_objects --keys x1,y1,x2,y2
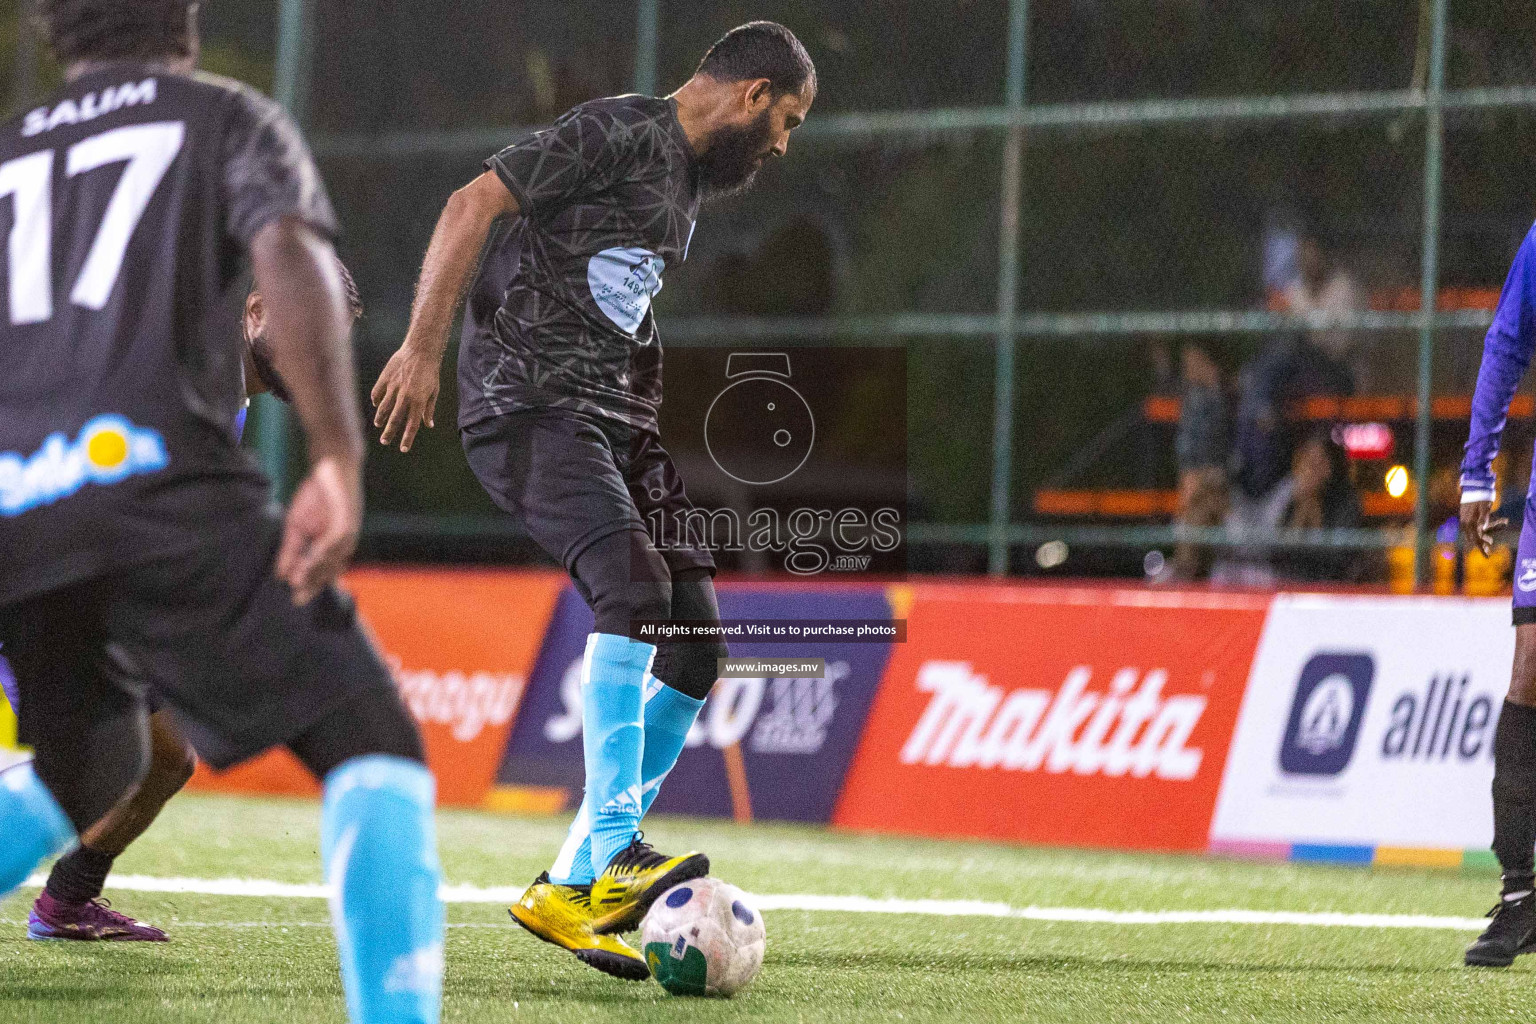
[
  {"x1": 1282, "y1": 231, "x2": 1367, "y2": 385},
  {"x1": 1232, "y1": 233, "x2": 1360, "y2": 502},
  {"x1": 1171, "y1": 343, "x2": 1229, "y2": 580},
  {"x1": 1213, "y1": 429, "x2": 1362, "y2": 585}
]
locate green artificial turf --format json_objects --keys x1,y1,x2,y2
[{"x1": 0, "y1": 793, "x2": 1524, "y2": 1023}]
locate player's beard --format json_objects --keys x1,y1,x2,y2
[{"x1": 697, "y1": 109, "x2": 775, "y2": 202}]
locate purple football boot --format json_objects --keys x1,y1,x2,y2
[{"x1": 27, "y1": 892, "x2": 168, "y2": 941}]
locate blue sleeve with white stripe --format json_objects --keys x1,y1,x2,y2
[{"x1": 1462, "y1": 222, "x2": 1536, "y2": 501}]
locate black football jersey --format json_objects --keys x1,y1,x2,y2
[
  {"x1": 457, "y1": 94, "x2": 700, "y2": 434},
  {"x1": 0, "y1": 65, "x2": 336, "y2": 606}
]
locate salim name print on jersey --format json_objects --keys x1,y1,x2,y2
[
  {"x1": 22, "y1": 79, "x2": 158, "y2": 137},
  {"x1": 0, "y1": 416, "x2": 168, "y2": 516}
]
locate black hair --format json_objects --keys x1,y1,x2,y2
[
  {"x1": 695, "y1": 21, "x2": 816, "y2": 99},
  {"x1": 245, "y1": 256, "x2": 362, "y2": 403},
  {"x1": 334, "y1": 257, "x2": 364, "y2": 321},
  {"x1": 39, "y1": 0, "x2": 196, "y2": 65}
]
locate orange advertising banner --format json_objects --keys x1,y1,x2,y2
[
  {"x1": 833, "y1": 584, "x2": 1271, "y2": 851},
  {"x1": 188, "y1": 567, "x2": 564, "y2": 806}
]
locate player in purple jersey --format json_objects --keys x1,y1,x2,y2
[
  {"x1": 370, "y1": 22, "x2": 814, "y2": 981},
  {"x1": 2, "y1": 259, "x2": 363, "y2": 943},
  {"x1": 1460, "y1": 222, "x2": 1536, "y2": 966}
]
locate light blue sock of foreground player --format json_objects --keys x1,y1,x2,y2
[
  {"x1": 550, "y1": 673, "x2": 705, "y2": 886},
  {"x1": 322, "y1": 755, "x2": 445, "y2": 1024},
  {"x1": 552, "y1": 633, "x2": 655, "y2": 883},
  {"x1": 0, "y1": 764, "x2": 77, "y2": 897}
]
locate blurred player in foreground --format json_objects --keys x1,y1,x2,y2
[
  {"x1": 0, "y1": 3, "x2": 443, "y2": 1021},
  {"x1": 0, "y1": 262, "x2": 363, "y2": 943},
  {"x1": 371, "y1": 21, "x2": 814, "y2": 980},
  {"x1": 1462, "y1": 221, "x2": 1536, "y2": 967}
]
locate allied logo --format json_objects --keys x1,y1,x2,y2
[
  {"x1": 1279, "y1": 653, "x2": 1374, "y2": 776},
  {"x1": 897, "y1": 660, "x2": 1208, "y2": 780},
  {"x1": 0, "y1": 415, "x2": 168, "y2": 516}
]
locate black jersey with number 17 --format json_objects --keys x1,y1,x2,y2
[{"x1": 0, "y1": 65, "x2": 337, "y2": 608}]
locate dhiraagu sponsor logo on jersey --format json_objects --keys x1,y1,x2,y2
[
  {"x1": 588, "y1": 246, "x2": 665, "y2": 336},
  {"x1": 0, "y1": 415, "x2": 168, "y2": 516}
]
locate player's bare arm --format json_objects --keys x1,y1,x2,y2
[
  {"x1": 249, "y1": 216, "x2": 362, "y2": 604},
  {"x1": 371, "y1": 171, "x2": 521, "y2": 453}
]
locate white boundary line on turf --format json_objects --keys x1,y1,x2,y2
[{"x1": 18, "y1": 874, "x2": 1490, "y2": 932}]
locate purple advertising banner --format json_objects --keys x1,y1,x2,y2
[{"x1": 495, "y1": 584, "x2": 897, "y2": 823}]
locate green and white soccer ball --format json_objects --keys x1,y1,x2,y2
[{"x1": 641, "y1": 878, "x2": 766, "y2": 997}]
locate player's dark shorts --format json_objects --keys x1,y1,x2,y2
[
  {"x1": 0, "y1": 653, "x2": 162, "y2": 718},
  {"x1": 0, "y1": 510, "x2": 394, "y2": 771},
  {"x1": 1515, "y1": 493, "x2": 1536, "y2": 625},
  {"x1": 462, "y1": 408, "x2": 715, "y2": 578}
]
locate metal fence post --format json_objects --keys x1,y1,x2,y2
[
  {"x1": 257, "y1": 0, "x2": 315, "y2": 500},
  {"x1": 988, "y1": 0, "x2": 1028, "y2": 576},
  {"x1": 13, "y1": 0, "x2": 38, "y2": 113},
  {"x1": 634, "y1": 0, "x2": 659, "y2": 95},
  {"x1": 1412, "y1": 0, "x2": 1448, "y2": 589}
]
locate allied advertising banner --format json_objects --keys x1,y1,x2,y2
[
  {"x1": 833, "y1": 585, "x2": 1271, "y2": 851},
  {"x1": 1210, "y1": 594, "x2": 1513, "y2": 854},
  {"x1": 493, "y1": 584, "x2": 897, "y2": 822},
  {"x1": 189, "y1": 568, "x2": 563, "y2": 806}
]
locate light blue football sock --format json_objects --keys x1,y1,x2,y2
[
  {"x1": 567, "y1": 633, "x2": 651, "y2": 877},
  {"x1": 322, "y1": 755, "x2": 444, "y2": 1024},
  {"x1": 0, "y1": 764, "x2": 76, "y2": 897},
  {"x1": 549, "y1": 675, "x2": 705, "y2": 885},
  {"x1": 636, "y1": 679, "x2": 707, "y2": 817}
]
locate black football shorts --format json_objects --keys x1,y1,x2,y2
[
  {"x1": 0, "y1": 509, "x2": 394, "y2": 772},
  {"x1": 461, "y1": 408, "x2": 716, "y2": 578}
]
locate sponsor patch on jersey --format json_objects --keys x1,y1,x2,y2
[
  {"x1": 587, "y1": 246, "x2": 665, "y2": 335},
  {"x1": 0, "y1": 415, "x2": 168, "y2": 516},
  {"x1": 1518, "y1": 558, "x2": 1536, "y2": 594}
]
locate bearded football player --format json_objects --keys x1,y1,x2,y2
[{"x1": 370, "y1": 21, "x2": 814, "y2": 981}]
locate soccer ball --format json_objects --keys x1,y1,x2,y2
[{"x1": 640, "y1": 878, "x2": 766, "y2": 996}]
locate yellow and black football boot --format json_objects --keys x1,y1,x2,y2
[
  {"x1": 508, "y1": 872, "x2": 649, "y2": 981},
  {"x1": 588, "y1": 834, "x2": 710, "y2": 935}
]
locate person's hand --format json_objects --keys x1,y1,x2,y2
[
  {"x1": 276, "y1": 456, "x2": 362, "y2": 605},
  {"x1": 370, "y1": 344, "x2": 441, "y2": 452},
  {"x1": 1460, "y1": 498, "x2": 1508, "y2": 557}
]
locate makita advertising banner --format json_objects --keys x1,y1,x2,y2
[
  {"x1": 494, "y1": 584, "x2": 896, "y2": 822},
  {"x1": 833, "y1": 584, "x2": 1271, "y2": 851},
  {"x1": 1210, "y1": 594, "x2": 1513, "y2": 854},
  {"x1": 188, "y1": 568, "x2": 564, "y2": 806}
]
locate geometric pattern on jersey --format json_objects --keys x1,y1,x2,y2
[{"x1": 459, "y1": 95, "x2": 700, "y2": 433}]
